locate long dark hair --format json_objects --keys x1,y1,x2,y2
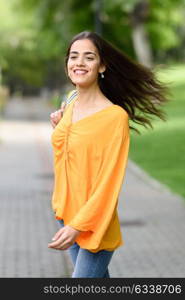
[{"x1": 64, "y1": 31, "x2": 170, "y2": 134}]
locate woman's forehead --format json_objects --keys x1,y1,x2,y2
[{"x1": 70, "y1": 39, "x2": 98, "y2": 54}]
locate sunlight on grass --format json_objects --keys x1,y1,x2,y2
[{"x1": 129, "y1": 64, "x2": 185, "y2": 199}]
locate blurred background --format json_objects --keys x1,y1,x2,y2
[
  {"x1": 1, "y1": 0, "x2": 185, "y2": 94},
  {"x1": 0, "y1": 0, "x2": 185, "y2": 278},
  {"x1": 0, "y1": 0, "x2": 185, "y2": 197}
]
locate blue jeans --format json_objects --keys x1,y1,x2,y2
[{"x1": 57, "y1": 219, "x2": 114, "y2": 278}]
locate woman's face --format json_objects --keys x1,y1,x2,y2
[{"x1": 67, "y1": 39, "x2": 105, "y2": 87}]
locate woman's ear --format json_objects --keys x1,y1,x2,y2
[{"x1": 99, "y1": 64, "x2": 106, "y2": 74}]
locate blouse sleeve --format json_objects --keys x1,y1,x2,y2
[{"x1": 68, "y1": 113, "x2": 130, "y2": 238}]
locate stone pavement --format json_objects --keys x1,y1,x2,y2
[{"x1": 0, "y1": 97, "x2": 185, "y2": 278}]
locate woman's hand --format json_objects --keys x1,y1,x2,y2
[
  {"x1": 50, "y1": 101, "x2": 67, "y2": 129},
  {"x1": 48, "y1": 225, "x2": 81, "y2": 250}
]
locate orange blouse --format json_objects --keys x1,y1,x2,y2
[{"x1": 51, "y1": 92, "x2": 130, "y2": 253}]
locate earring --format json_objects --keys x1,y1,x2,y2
[{"x1": 100, "y1": 72, "x2": 104, "y2": 78}]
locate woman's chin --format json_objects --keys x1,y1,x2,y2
[{"x1": 72, "y1": 80, "x2": 92, "y2": 88}]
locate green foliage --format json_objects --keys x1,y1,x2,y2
[
  {"x1": 50, "y1": 94, "x2": 62, "y2": 109},
  {"x1": 148, "y1": 0, "x2": 184, "y2": 53},
  {"x1": 129, "y1": 64, "x2": 185, "y2": 198},
  {"x1": 0, "y1": 0, "x2": 185, "y2": 91}
]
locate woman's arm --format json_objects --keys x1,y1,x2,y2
[{"x1": 67, "y1": 114, "x2": 130, "y2": 240}]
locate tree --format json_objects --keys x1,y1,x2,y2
[{"x1": 0, "y1": 0, "x2": 184, "y2": 93}]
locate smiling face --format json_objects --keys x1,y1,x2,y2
[{"x1": 67, "y1": 39, "x2": 105, "y2": 88}]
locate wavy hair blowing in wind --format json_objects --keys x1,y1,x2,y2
[{"x1": 64, "y1": 31, "x2": 170, "y2": 134}]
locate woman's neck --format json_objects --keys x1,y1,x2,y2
[{"x1": 75, "y1": 84, "x2": 105, "y2": 107}]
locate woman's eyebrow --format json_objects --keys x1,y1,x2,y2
[{"x1": 69, "y1": 51, "x2": 96, "y2": 56}]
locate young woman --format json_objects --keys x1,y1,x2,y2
[{"x1": 48, "y1": 31, "x2": 169, "y2": 278}]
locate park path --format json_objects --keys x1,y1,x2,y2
[{"x1": 0, "y1": 96, "x2": 185, "y2": 277}]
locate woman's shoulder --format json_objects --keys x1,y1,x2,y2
[
  {"x1": 111, "y1": 103, "x2": 129, "y2": 120},
  {"x1": 100, "y1": 97, "x2": 129, "y2": 118}
]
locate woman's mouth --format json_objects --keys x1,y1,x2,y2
[{"x1": 73, "y1": 69, "x2": 88, "y2": 75}]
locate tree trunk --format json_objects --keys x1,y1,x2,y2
[{"x1": 130, "y1": 0, "x2": 153, "y2": 68}]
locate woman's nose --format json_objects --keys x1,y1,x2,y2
[{"x1": 76, "y1": 56, "x2": 85, "y2": 66}]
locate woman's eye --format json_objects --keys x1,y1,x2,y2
[{"x1": 69, "y1": 56, "x2": 94, "y2": 60}]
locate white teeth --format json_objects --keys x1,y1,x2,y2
[{"x1": 74, "y1": 70, "x2": 87, "y2": 75}]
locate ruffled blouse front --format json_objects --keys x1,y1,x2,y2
[{"x1": 51, "y1": 95, "x2": 130, "y2": 253}]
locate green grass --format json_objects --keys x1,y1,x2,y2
[{"x1": 129, "y1": 64, "x2": 185, "y2": 199}]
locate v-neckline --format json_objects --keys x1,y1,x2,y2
[{"x1": 70, "y1": 97, "x2": 118, "y2": 126}]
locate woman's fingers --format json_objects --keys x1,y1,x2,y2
[
  {"x1": 48, "y1": 225, "x2": 78, "y2": 250},
  {"x1": 48, "y1": 235, "x2": 70, "y2": 250},
  {"x1": 50, "y1": 109, "x2": 63, "y2": 128},
  {"x1": 50, "y1": 110, "x2": 61, "y2": 121},
  {"x1": 50, "y1": 101, "x2": 67, "y2": 128},
  {"x1": 50, "y1": 118, "x2": 57, "y2": 128},
  {"x1": 60, "y1": 101, "x2": 67, "y2": 111},
  {"x1": 48, "y1": 242, "x2": 70, "y2": 251},
  {"x1": 48, "y1": 238, "x2": 68, "y2": 249},
  {"x1": 52, "y1": 228, "x2": 64, "y2": 241},
  {"x1": 48, "y1": 228, "x2": 66, "y2": 249}
]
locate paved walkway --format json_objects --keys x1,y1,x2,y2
[{"x1": 0, "y1": 97, "x2": 185, "y2": 278}]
